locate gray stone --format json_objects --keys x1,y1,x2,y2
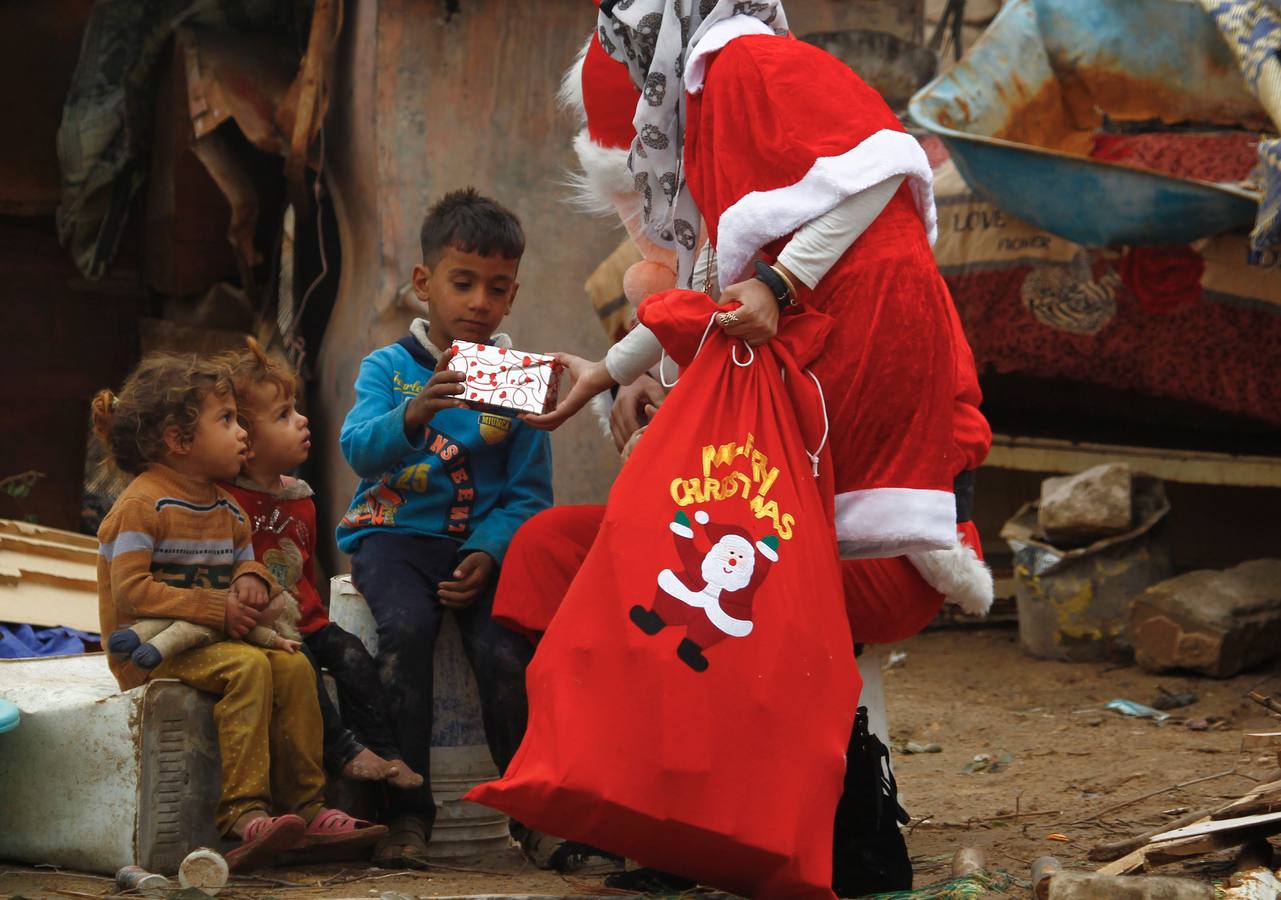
[
  {"x1": 1048, "y1": 871, "x2": 1213, "y2": 900},
  {"x1": 1130, "y1": 560, "x2": 1281, "y2": 677},
  {"x1": 1038, "y1": 463, "x2": 1133, "y2": 543}
]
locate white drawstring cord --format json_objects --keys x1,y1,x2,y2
[
  {"x1": 660, "y1": 311, "x2": 750, "y2": 388},
  {"x1": 803, "y1": 369, "x2": 830, "y2": 477},
  {"x1": 657, "y1": 313, "x2": 827, "y2": 478}
]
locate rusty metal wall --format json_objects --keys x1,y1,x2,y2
[{"x1": 315, "y1": 0, "x2": 922, "y2": 570}]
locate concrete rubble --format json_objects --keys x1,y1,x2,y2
[
  {"x1": 1038, "y1": 462, "x2": 1134, "y2": 544},
  {"x1": 1130, "y1": 559, "x2": 1281, "y2": 677}
]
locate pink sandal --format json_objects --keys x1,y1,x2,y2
[
  {"x1": 296, "y1": 807, "x2": 388, "y2": 850},
  {"x1": 225, "y1": 814, "x2": 306, "y2": 872}
]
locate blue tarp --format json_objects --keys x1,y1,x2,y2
[{"x1": 0, "y1": 623, "x2": 99, "y2": 659}]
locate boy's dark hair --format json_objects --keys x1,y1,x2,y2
[{"x1": 420, "y1": 188, "x2": 525, "y2": 265}]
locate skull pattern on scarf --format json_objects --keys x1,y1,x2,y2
[{"x1": 597, "y1": 0, "x2": 788, "y2": 286}]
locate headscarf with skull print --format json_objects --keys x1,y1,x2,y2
[{"x1": 597, "y1": 0, "x2": 788, "y2": 287}]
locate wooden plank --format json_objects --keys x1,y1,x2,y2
[
  {"x1": 0, "y1": 518, "x2": 99, "y2": 632},
  {"x1": 1096, "y1": 846, "x2": 1150, "y2": 875},
  {"x1": 1089, "y1": 808, "x2": 1217, "y2": 862},
  {"x1": 1151, "y1": 810, "x2": 1281, "y2": 843},
  {"x1": 0, "y1": 533, "x2": 97, "y2": 565},
  {"x1": 1241, "y1": 732, "x2": 1281, "y2": 751},
  {"x1": 0, "y1": 580, "x2": 99, "y2": 632},
  {"x1": 984, "y1": 434, "x2": 1281, "y2": 488},
  {"x1": 0, "y1": 546, "x2": 97, "y2": 588},
  {"x1": 1213, "y1": 780, "x2": 1281, "y2": 820},
  {"x1": 0, "y1": 519, "x2": 96, "y2": 550}
]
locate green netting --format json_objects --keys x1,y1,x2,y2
[{"x1": 863, "y1": 869, "x2": 1023, "y2": 899}]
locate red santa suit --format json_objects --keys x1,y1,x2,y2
[
  {"x1": 493, "y1": 9, "x2": 992, "y2": 646},
  {"x1": 681, "y1": 29, "x2": 956, "y2": 558}
]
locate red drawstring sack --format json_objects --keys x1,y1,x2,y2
[{"x1": 469, "y1": 290, "x2": 860, "y2": 899}]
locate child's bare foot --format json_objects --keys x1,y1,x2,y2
[
  {"x1": 231, "y1": 811, "x2": 269, "y2": 838},
  {"x1": 341, "y1": 747, "x2": 391, "y2": 781},
  {"x1": 384, "y1": 758, "x2": 424, "y2": 790}
]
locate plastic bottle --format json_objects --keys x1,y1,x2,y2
[{"x1": 115, "y1": 865, "x2": 172, "y2": 894}]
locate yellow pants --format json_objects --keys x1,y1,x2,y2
[{"x1": 152, "y1": 642, "x2": 326, "y2": 834}]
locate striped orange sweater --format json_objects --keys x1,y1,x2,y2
[{"x1": 97, "y1": 464, "x2": 273, "y2": 690}]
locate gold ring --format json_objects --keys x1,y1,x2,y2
[{"x1": 719, "y1": 311, "x2": 739, "y2": 326}]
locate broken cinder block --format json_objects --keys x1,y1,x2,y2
[
  {"x1": 1130, "y1": 560, "x2": 1281, "y2": 678},
  {"x1": 1049, "y1": 871, "x2": 1213, "y2": 899},
  {"x1": 1038, "y1": 463, "x2": 1133, "y2": 543}
]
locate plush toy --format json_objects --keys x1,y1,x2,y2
[{"x1": 107, "y1": 591, "x2": 302, "y2": 670}]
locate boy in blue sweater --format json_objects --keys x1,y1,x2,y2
[{"x1": 338, "y1": 188, "x2": 552, "y2": 867}]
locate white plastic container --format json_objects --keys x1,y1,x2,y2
[{"x1": 0, "y1": 654, "x2": 223, "y2": 874}]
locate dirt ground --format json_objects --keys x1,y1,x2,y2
[{"x1": 4, "y1": 624, "x2": 1279, "y2": 899}]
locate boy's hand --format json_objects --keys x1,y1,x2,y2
[
  {"x1": 438, "y1": 552, "x2": 496, "y2": 609},
  {"x1": 405, "y1": 347, "x2": 467, "y2": 436},
  {"x1": 224, "y1": 591, "x2": 260, "y2": 638},
  {"x1": 522, "y1": 354, "x2": 613, "y2": 431},
  {"x1": 230, "y1": 573, "x2": 271, "y2": 610}
]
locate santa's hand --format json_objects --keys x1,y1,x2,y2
[
  {"x1": 717, "y1": 277, "x2": 779, "y2": 347},
  {"x1": 521, "y1": 354, "x2": 613, "y2": 431},
  {"x1": 610, "y1": 373, "x2": 665, "y2": 451},
  {"x1": 438, "y1": 551, "x2": 496, "y2": 609}
]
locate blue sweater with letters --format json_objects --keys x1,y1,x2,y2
[{"x1": 336, "y1": 329, "x2": 552, "y2": 563}]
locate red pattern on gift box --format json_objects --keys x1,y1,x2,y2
[{"x1": 449, "y1": 341, "x2": 559, "y2": 414}]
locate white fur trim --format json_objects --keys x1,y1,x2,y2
[
  {"x1": 756, "y1": 539, "x2": 778, "y2": 562},
  {"x1": 684, "y1": 16, "x2": 774, "y2": 94},
  {"x1": 566, "y1": 130, "x2": 637, "y2": 217},
  {"x1": 670, "y1": 522, "x2": 694, "y2": 538},
  {"x1": 410, "y1": 317, "x2": 510, "y2": 352},
  {"x1": 588, "y1": 392, "x2": 613, "y2": 440},
  {"x1": 714, "y1": 129, "x2": 938, "y2": 290},
  {"x1": 557, "y1": 36, "x2": 592, "y2": 126},
  {"x1": 656, "y1": 568, "x2": 754, "y2": 637},
  {"x1": 908, "y1": 542, "x2": 994, "y2": 616},
  {"x1": 835, "y1": 487, "x2": 956, "y2": 559}
]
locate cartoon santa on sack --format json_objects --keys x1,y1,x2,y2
[{"x1": 630, "y1": 508, "x2": 780, "y2": 672}]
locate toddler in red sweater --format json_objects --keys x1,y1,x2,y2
[{"x1": 219, "y1": 338, "x2": 422, "y2": 791}]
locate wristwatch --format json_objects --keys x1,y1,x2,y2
[{"x1": 753, "y1": 260, "x2": 798, "y2": 310}]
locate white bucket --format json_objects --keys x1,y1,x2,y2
[{"x1": 330, "y1": 575, "x2": 510, "y2": 859}]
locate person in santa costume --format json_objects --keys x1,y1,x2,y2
[
  {"x1": 494, "y1": 3, "x2": 994, "y2": 892},
  {"x1": 500, "y1": 0, "x2": 993, "y2": 645}
]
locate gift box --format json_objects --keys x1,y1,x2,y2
[{"x1": 449, "y1": 340, "x2": 559, "y2": 415}]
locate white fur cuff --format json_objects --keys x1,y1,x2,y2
[{"x1": 908, "y1": 543, "x2": 994, "y2": 616}]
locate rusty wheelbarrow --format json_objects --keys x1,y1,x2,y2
[{"x1": 909, "y1": 0, "x2": 1267, "y2": 247}]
